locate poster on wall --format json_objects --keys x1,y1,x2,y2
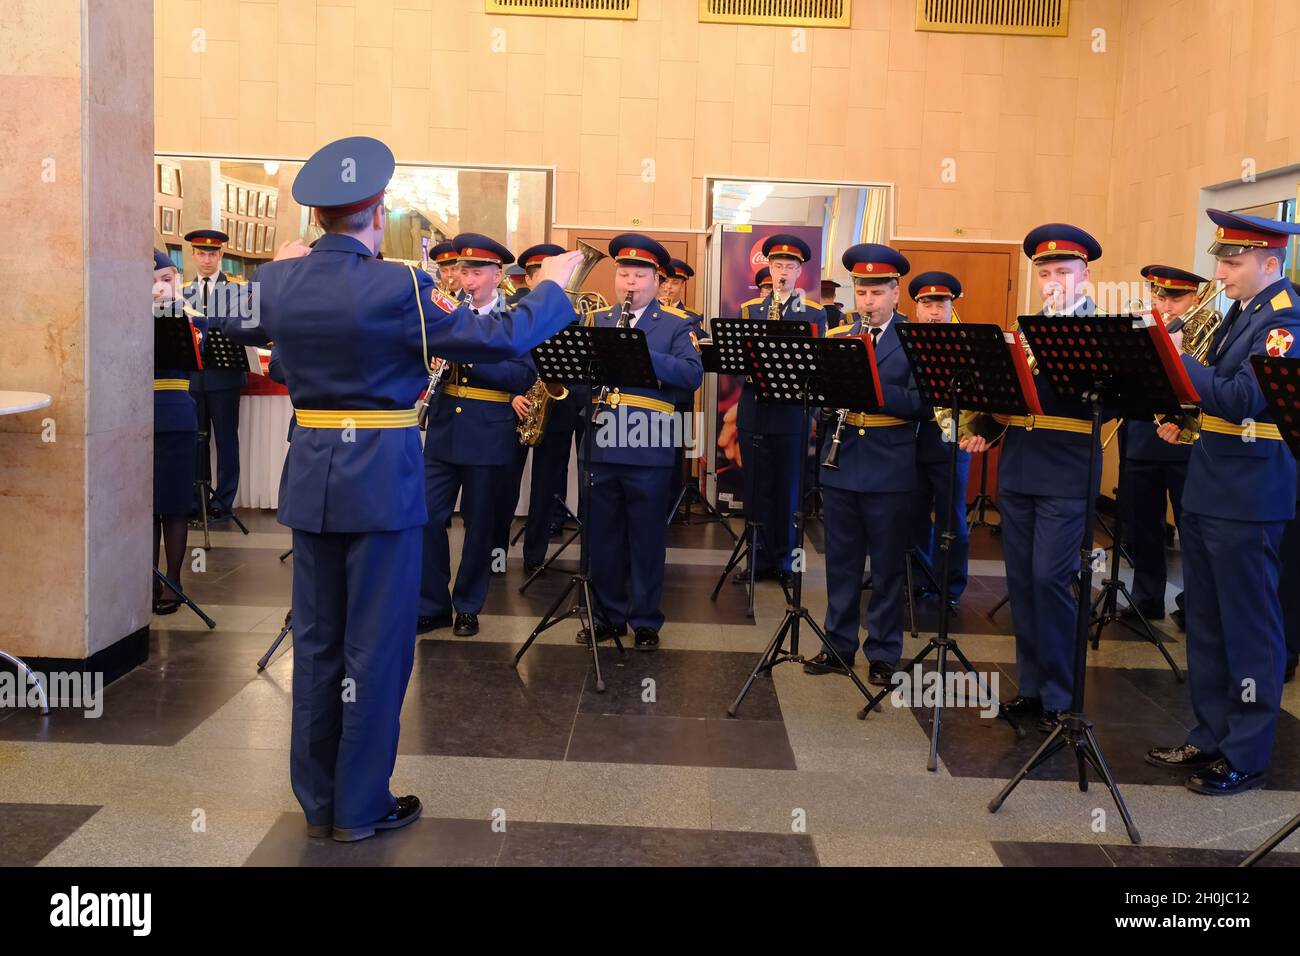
[{"x1": 713, "y1": 223, "x2": 824, "y2": 513}]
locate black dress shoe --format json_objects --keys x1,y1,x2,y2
[
  {"x1": 548, "y1": 524, "x2": 564, "y2": 539},
  {"x1": 734, "y1": 568, "x2": 776, "y2": 585},
  {"x1": 332, "y1": 795, "x2": 422, "y2": 843},
  {"x1": 1120, "y1": 604, "x2": 1165, "y2": 622},
  {"x1": 803, "y1": 651, "x2": 850, "y2": 676},
  {"x1": 416, "y1": 612, "x2": 453, "y2": 634},
  {"x1": 453, "y1": 612, "x2": 479, "y2": 636},
  {"x1": 1186, "y1": 760, "x2": 1268, "y2": 796},
  {"x1": 1038, "y1": 709, "x2": 1064, "y2": 733},
  {"x1": 576, "y1": 622, "x2": 626, "y2": 645},
  {"x1": 1001, "y1": 695, "x2": 1043, "y2": 720},
  {"x1": 776, "y1": 570, "x2": 795, "y2": 589},
  {"x1": 1286, "y1": 660, "x2": 1297, "y2": 684},
  {"x1": 1170, "y1": 607, "x2": 1186, "y2": 631},
  {"x1": 634, "y1": 627, "x2": 660, "y2": 651},
  {"x1": 1146, "y1": 744, "x2": 1219, "y2": 769},
  {"x1": 867, "y1": 660, "x2": 895, "y2": 687},
  {"x1": 523, "y1": 561, "x2": 545, "y2": 577},
  {"x1": 306, "y1": 822, "x2": 332, "y2": 838},
  {"x1": 152, "y1": 599, "x2": 181, "y2": 615}
]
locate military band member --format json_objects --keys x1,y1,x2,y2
[
  {"x1": 960, "y1": 223, "x2": 1105, "y2": 732},
  {"x1": 581, "y1": 234, "x2": 703, "y2": 650},
  {"x1": 660, "y1": 258, "x2": 704, "y2": 337},
  {"x1": 151, "y1": 249, "x2": 203, "y2": 614},
  {"x1": 215, "y1": 135, "x2": 583, "y2": 841},
  {"x1": 1147, "y1": 210, "x2": 1300, "y2": 794},
  {"x1": 755, "y1": 266, "x2": 773, "y2": 297},
  {"x1": 184, "y1": 228, "x2": 244, "y2": 519},
  {"x1": 821, "y1": 278, "x2": 845, "y2": 329},
  {"x1": 804, "y1": 244, "x2": 922, "y2": 683},
  {"x1": 908, "y1": 271, "x2": 970, "y2": 610},
  {"x1": 431, "y1": 240, "x2": 461, "y2": 294},
  {"x1": 1284, "y1": 280, "x2": 1300, "y2": 686},
  {"x1": 1121, "y1": 265, "x2": 1199, "y2": 630},
  {"x1": 419, "y1": 233, "x2": 533, "y2": 635},
  {"x1": 738, "y1": 235, "x2": 827, "y2": 583}
]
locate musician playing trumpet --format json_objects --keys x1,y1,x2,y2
[
  {"x1": 579, "y1": 234, "x2": 703, "y2": 652},
  {"x1": 908, "y1": 271, "x2": 971, "y2": 613},
  {"x1": 804, "y1": 244, "x2": 923, "y2": 686}
]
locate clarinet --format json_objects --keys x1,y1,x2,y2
[
  {"x1": 595, "y1": 289, "x2": 635, "y2": 407},
  {"x1": 417, "y1": 288, "x2": 472, "y2": 429},
  {"x1": 822, "y1": 407, "x2": 849, "y2": 470}
]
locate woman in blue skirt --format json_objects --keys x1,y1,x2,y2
[{"x1": 152, "y1": 250, "x2": 205, "y2": 614}]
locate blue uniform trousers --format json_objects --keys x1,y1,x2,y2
[
  {"x1": 1282, "y1": 513, "x2": 1300, "y2": 672},
  {"x1": 588, "y1": 463, "x2": 671, "y2": 632},
  {"x1": 495, "y1": 444, "x2": 529, "y2": 557},
  {"x1": 998, "y1": 489, "x2": 1087, "y2": 711},
  {"x1": 822, "y1": 486, "x2": 911, "y2": 666},
  {"x1": 912, "y1": 455, "x2": 970, "y2": 600},
  {"x1": 289, "y1": 526, "x2": 420, "y2": 829},
  {"x1": 420, "y1": 459, "x2": 503, "y2": 616},
  {"x1": 1122, "y1": 458, "x2": 1187, "y2": 612},
  {"x1": 522, "y1": 424, "x2": 575, "y2": 566},
  {"x1": 1181, "y1": 511, "x2": 1286, "y2": 773},
  {"x1": 194, "y1": 386, "x2": 241, "y2": 510},
  {"x1": 741, "y1": 428, "x2": 801, "y2": 574}
]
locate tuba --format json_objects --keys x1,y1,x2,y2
[{"x1": 515, "y1": 243, "x2": 607, "y2": 444}]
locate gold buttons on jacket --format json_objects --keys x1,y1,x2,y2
[{"x1": 455, "y1": 406, "x2": 463, "y2": 413}]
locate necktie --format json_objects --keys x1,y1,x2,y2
[
  {"x1": 870, "y1": 327, "x2": 882, "y2": 347},
  {"x1": 202, "y1": 277, "x2": 211, "y2": 312}
]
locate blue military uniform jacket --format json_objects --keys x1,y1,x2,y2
[
  {"x1": 426, "y1": 294, "x2": 535, "y2": 467},
  {"x1": 1181, "y1": 277, "x2": 1300, "y2": 523},
  {"x1": 186, "y1": 273, "x2": 248, "y2": 392},
  {"x1": 672, "y1": 300, "x2": 705, "y2": 338},
  {"x1": 1125, "y1": 418, "x2": 1190, "y2": 462},
  {"x1": 215, "y1": 232, "x2": 576, "y2": 534},
  {"x1": 998, "y1": 299, "x2": 1106, "y2": 499},
  {"x1": 155, "y1": 302, "x2": 206, "y2": 433},
  {"x1": 819, "y1": 313, "x2": 923, "y2": 493},
  {"x1": 583, "y1": 298, "x2": 704, "y2": 468},
  {"x1": 737, "y1": 293, "x2": 827, "y2": 434}
]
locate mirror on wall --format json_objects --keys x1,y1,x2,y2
[{"x1": 154, "y1": 155, "x2": 554, "y2": 279}]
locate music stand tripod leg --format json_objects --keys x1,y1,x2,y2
[
  {"x1": 0, "y1": 650, "x2": 50, "y2": 715},
  {"x1": 1240, "y1": 809, "x2": 1300, "y2": 866},
  {"x1": 257, "y1": 611, "x2": 292, "y2": 672},
  {"x1": 152, "y1": 568, "x2": 216, "y2": 628}
]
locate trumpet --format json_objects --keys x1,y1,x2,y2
[{"x1": 1161, "y1": 280, "x2": 1226, "y2": 443}]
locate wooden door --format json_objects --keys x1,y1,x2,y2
[{"x1": 893, "y1": 240, "x2": 1020, "y2": 505}]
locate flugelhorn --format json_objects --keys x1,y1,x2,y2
[{"x1": 1161, "y1": 280, "x2": 1226, "y2": 443}]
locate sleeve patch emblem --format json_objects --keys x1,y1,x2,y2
[{"x1": 1266, "y1": 327, "x2": 1294, "y2": 357}]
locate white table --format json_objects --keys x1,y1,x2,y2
[{"x1": 0, "y1": 391, "x2": 52, "y2": 714}]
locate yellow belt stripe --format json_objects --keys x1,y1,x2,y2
[
  {"x1": 153, "y1": 379, "x2": 191, "y2": 391},
  {"x1": 443, "y1": 384, "x2": 513, "y2": 403},
  {"x1": 1200, "y1": 414, "x2": 1283, "y2": 441},
  {"x1": 844, "y1": 412, "x2": 908, "y2": 427},
  {"x1": 994, "y1": 413, "x2": 1093, "y2": 435},
  {"x1": 294, "y1": 408, "x2": 419, "y2": 429},
  {"x1": 592, "y1": 393, "x2": 676, "y2": 415}
]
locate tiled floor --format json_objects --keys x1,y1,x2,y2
[{"x1": 2, "y1": 511, "x2": 1298, "y2": 866}]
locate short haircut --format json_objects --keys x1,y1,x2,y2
[
  {"x1": 1256, "y1": 246, "x2": 1288, "y2": 271},
  {"x1": 317, "y1": 200, "x2": 382, "y2": 235},
  {"x1": 854, "y1": 277, "x2": 898, "y2": 289}
]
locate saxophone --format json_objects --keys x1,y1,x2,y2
[{"x1": 517, "y1": 379, "x2": 570, "y2": 446}]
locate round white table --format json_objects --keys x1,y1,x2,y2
[{"x1": 0, "y1": 391, "x2": 52, "y2": 714}]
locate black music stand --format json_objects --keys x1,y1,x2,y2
[
  {"x1": 257, "y1": 610, "x2": 293, "y2": 672},
  {"x1": 666, "y1": 341, "x2": 736, "y2": 541},
  {"x1": 153, "y1": 309, "x2": 217, "y2": 629},
  {"x1": 1237, "y1": 354, "x2": 1300, "y2": 865},
  {"x1": 855, "y1": 323, "x2": 1033, "y2": 767},
  {"x1": 706, "y1": 318, "x2": 814, "y2": 618},
  {"x1": 728, "y1": 333, "x2": 877, "y2": 715},
  {"x1": 988, "y1": 314, "x2": 1195, "y2": 846},
  {"x1": 966, "y1": 451, "x2": 998, "y2": 531},
  {"x1": 512, "y1": 324, "x2": 657, "y2": 692},
  {"x1": 191, "y1": 327, "x2": 251, "y2": 545}
]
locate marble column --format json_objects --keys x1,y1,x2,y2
[{"x1": 0, "y1": 0, "x2": 155, "y2": 676}]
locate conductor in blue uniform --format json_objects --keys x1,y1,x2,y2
[
  {"x1": 184, "y1": 228, "x2": 244, "y2": 519},
  {"x1": 215, "y1": 135, "x2": 583, "y2": 841},
  {"x1": 1120, "y1": 264, "x2": 1200, "y2": 630},
  {"x1": 1147, "y1": 209, "x2": 1300, "y2": 795},
  {"x1": 738, "y1": 235, "x2": 827, "y2": 584},
  {"x1": 581, "y1": 234, "x2": 703, "y2": 650},
  {"x1": 419, "y1": 233, "x2": 534, "y2": 636},
  {"x1": 803, "y1": 244, "x2": 922, "y2": 684},
  {"x1": 908, "y1": 271, "x2": 970, "y2": 610},
  {"x1": 960, "y1": 224, "x2": 1105, "y2": 732}
]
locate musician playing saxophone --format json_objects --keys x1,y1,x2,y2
[
  {"x1": 804, "y1": 244, "x2": 923, "y2": 685},
  {"x1": 1145, "y1": 210, "x2": 1300, "y2": 796}
]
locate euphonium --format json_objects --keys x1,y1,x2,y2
[
  {"x1": 1163, "y1": 280, "x2": 1226, "y2": 443},
  {"x1": 567, "y1": 241, "x2": 611, "y2": 318}
]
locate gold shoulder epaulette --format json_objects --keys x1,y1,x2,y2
[
  {"x1": 740, "y1": 297, "x2": 764, "y2": 309},
  {"x1": 801, "y1": 298, "x2": 824, "y2": 311},
  {"x1": 826, "y1": 325, "x2": 854, "y2": 338},
  {"x1": 661, "y1": 304, "x2": 688, "y2": 319},
  {"x1": 1271, "y1": 289, "x2": 1294, "y2": 312}
]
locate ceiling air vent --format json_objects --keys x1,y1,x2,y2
[
  {"x1": 485, "y1": 0, "x2": 637, "y2": 20},
  {"x1": 916, "y1": 0, "x2": 1069, "y2": 37},
  {"x1": 699, "y1": 0, "x2": 850, "y2": 29}
]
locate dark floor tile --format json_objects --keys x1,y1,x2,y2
[
  {"x1": 704, "y1": 716, "x2": 797, "y2": 770},
  {"x1": 244, "y1": 813, "x2": 504, "y2": 866},
  {"x1": 0, "y1": 803, "x2": 101, "y2": 865},
  {"x1": 497, "y1": 820, "x2": 818, "y2": 867},
  {"x1": 565, "y1": 713, "x2": 713, "y2": 766},
  {"x1": 577, "y1": 649, "x2": 783, "y2": 721},
  {"x1": 1101, "y1": 843, "x2": 1300, "y2": 867},
  {"x1": 992, "y1": 841, "x2": 1113, "y2": 867}
]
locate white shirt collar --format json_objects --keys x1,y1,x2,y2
[{"x1": 864, "y1": 313, "x2": 892, "y2": 337}]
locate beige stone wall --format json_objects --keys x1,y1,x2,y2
[
  {"x1": 0, "y1": 0, "x2": 154, "y2": 658},
  {"x1": 153, "y1": 0, "x2": 1125, "y2": 244}
]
